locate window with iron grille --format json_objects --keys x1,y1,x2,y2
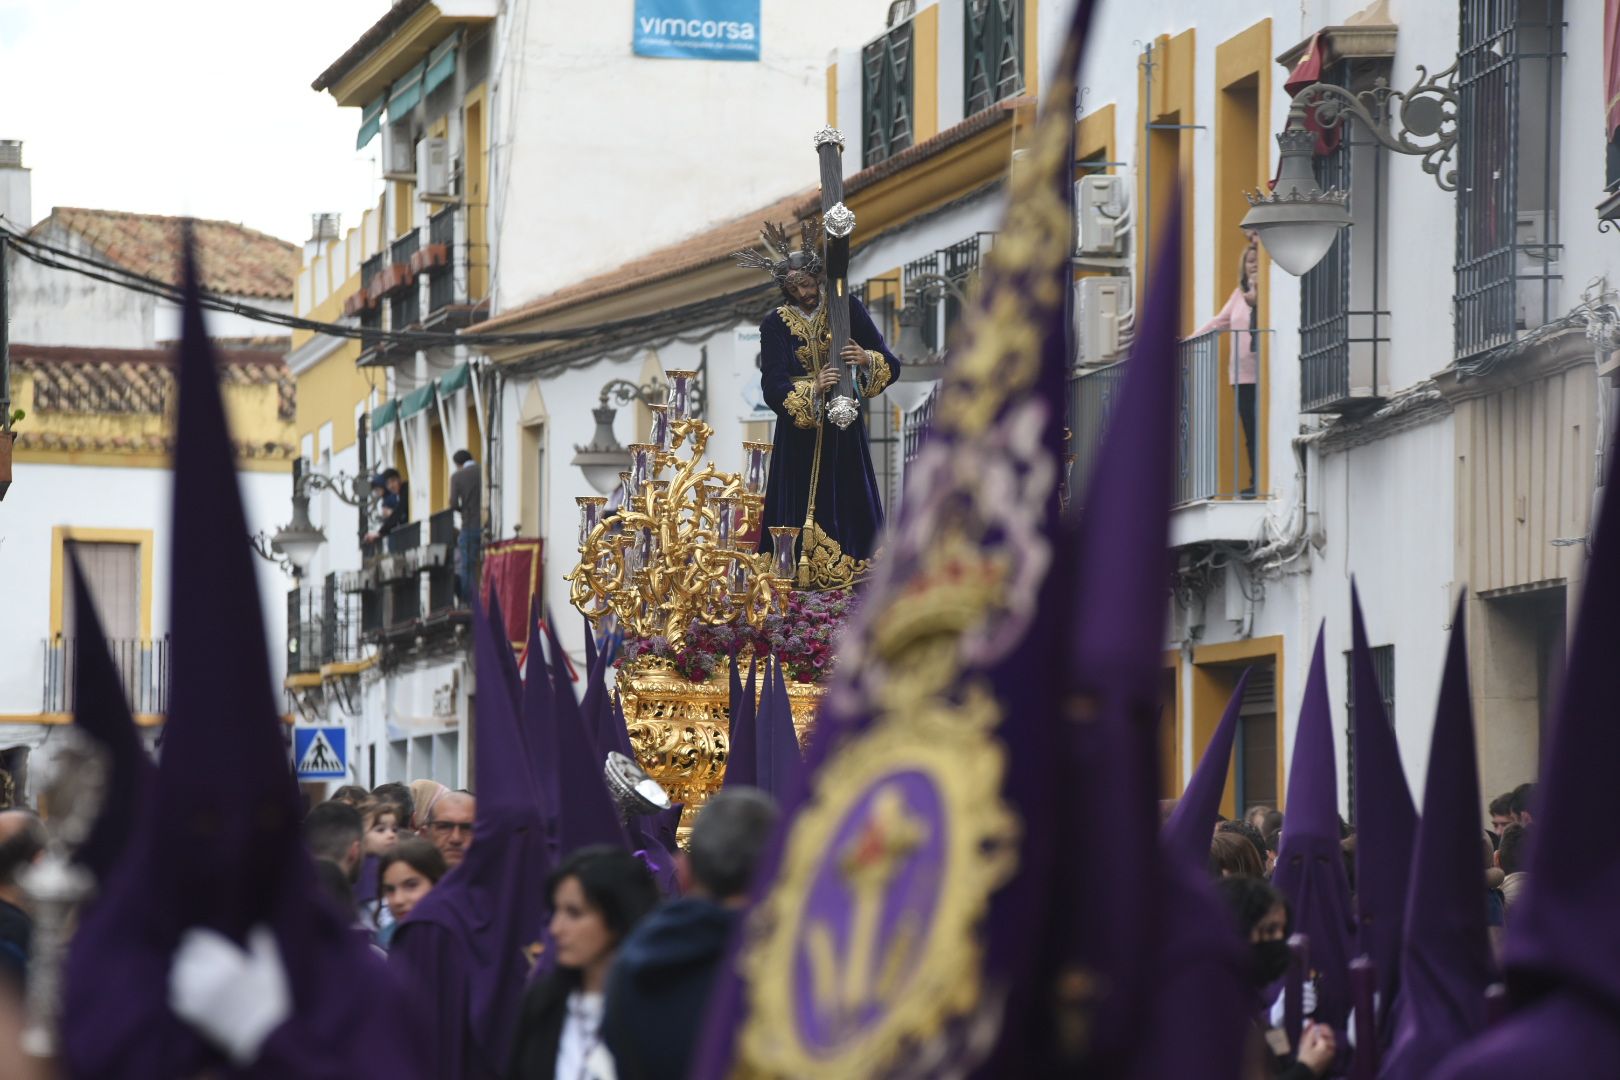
[
  {"x1": 965, "y1": 0, "x2": 1025, "y2": 116},
  {"x1": 1344, "y1": 644, "x2": 1395, "y2": 824},
  {"x1": 904, "y1": 251, "x2": 942, "y2": 351},
  {"x1": 1299, "y1": 62, "x2": 1391, "y2": 415},
  {"x1": 863, "y1": 20, "x2": 914, "y2": 167},
  {"x1": 1455, "y1": 0, "x2": 1564, "y2": 361}
]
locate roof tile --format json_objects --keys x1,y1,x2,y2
[{"x1": 35, "y1": 208, "x2": 300, "y2": 300}]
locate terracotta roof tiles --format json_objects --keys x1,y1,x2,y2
[{"x1": 35, "y1": 208, "x2": 300, "y2": 300}]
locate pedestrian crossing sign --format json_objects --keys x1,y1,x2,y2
[{"x1": 293, "y1": 726, "x2": 348, "y2": 780}]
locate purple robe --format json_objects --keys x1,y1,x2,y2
[
  {"x1": 62, "y1": 231, "x2": 419, "y2": 1079},
  {"x1": 757, "y1": 295, "x2": 898, "y2": 575}
]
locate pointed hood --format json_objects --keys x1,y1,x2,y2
[
  {"x1": 724, "y1": 656, "x2": 759, "y2": 790},
  {"x1": 1380, "y1": 597, "x2": 1493, "y2": 1080},
  {"x1": 1164, "y1": 670, "x2": 1251, "y2": 869},
  {"x1": 522, "y1": 599, "x2": 560, "y2": 828},
  {"x1": 757, "y1": 660, "x2": 806, "y2": 808},
  {"x1": 542, "y1": 610, "x2": 628, "y2": 854},
  {"x1": 691, "y1": 6, "x2": 1098, "y2": 1073},
  {"x1": 398, "y1": 597, "x2": 552, "y2": 1073},
  {"x1": 63, "y1": 230, "x2": 415, "y2": 1079},
  {"x1": 68, "y1": 555, "x2": 154, "y2": 883},
  {"x1": 1350, "y1": 581, "x2": 1418, "y2": 1034},
  {"x1": 1271, "y1": 628, "x2": 1357, "y2": 1032},
  {"x1": 1500, "y1": 412, "x2": 1620, "y2": 1009},
  {"x1": 1431, "y1": 437, "x2": 1620, "y2": 1074}
]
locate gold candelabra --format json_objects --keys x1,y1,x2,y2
[{"x1": 568, "y1": 371, "x2": 794, "y2": 649}]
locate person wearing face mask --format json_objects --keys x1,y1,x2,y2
[
  {"x1": 1217, "y1": 875, "x2": 1337, "y2": 1079},
  {"x1": 376, "y1": 839, "x2": 447, "y2": 950},
  {"x1": 507, "y1": 847, "x2": 660, "y2": 1080}
]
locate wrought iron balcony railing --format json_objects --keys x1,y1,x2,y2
[{"x1": 42, "y1": 636, "x2": 170, "y2": 716}]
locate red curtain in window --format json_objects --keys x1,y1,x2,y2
[
  {"x1": 1286, "y1": 34, "x2": 1341, "y2": 155},
  {"x1": 480, "y1": 538, "x2": 542, "y2": 650},
  {"x1": 1607, "y1": 0, "x2": 1620, "y2": 137}
]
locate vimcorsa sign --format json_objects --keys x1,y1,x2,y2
[{"x1": 633, "y1": 0, "x2": 761, "y2": 60}]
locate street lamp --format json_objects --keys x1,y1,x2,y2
[
  {"x1": 250, "y1": 463, "x2": 368, "y2": 574},
  {"x1": 1244, "y1": 61, "x2": 1458, "y2": 277},
  {"x1": 890, "y1": 272, "x2": 964, "y2": 413},
  {"x1": 571, "y1": 378, "x2": 668, "y2": 495}
]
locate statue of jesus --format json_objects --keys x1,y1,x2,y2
[{"x1": 734, "y1": 221, "x2": 900, "y2": 589}]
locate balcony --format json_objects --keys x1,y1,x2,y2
[
  {"x1": 1067, "y1": 330, "x2": 1270, "y2": 543},
  {"x1": 425, "y1": 206, "x2": 460, "y2": 319},
  {"x1": 285, "y1": 578, "x2": 367, "y2": 683},
  {"x1": 344, "y1": 511, "x2": 468, "y2": 649},
  {"x1": 42, "y1": 636, "x2": 170, "y2": 717},
  {"x1": 388, "y1": 231, "x2": 422, "y2": 332}
]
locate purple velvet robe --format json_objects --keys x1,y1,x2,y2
[{"x1": 757, "y1": 295, "x2": 899, "y2": 574}]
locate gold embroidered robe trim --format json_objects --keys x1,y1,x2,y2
[
  {"x1": 859, "y1": 350, "x2": 895, "y2": 396},
  {"x1": 783, "y1": 378, "x2": 818, "y2": 429},
  {"x1": 802, "y1": 520, "x2": 872, "y2": 589}
]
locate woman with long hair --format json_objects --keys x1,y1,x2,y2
[
  {"x1": 375, "y1": 837, "x2": 448, "y2": 949},
  {"x1": 507, "y1": 847, "x2": 660, "y2": 1080}
]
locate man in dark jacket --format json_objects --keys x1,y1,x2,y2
[{"x1": 600, "y1": 788, "x2": 778, "y2": 1080}]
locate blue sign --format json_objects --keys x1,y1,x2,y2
[
  {"x1": 634, "y1": 0, "x2": 760, "y2": 61},
  {"x1": 293, "y1": 726, "x2": 348, "y2": 780}
]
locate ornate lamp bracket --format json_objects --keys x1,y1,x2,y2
[{"x1": 1293, "y1": 60, "x2": 1460, "y2": 192}]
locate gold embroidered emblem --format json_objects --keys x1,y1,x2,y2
[{"x1": 782, "y1": 378, "x2": 818, "y2": 429}]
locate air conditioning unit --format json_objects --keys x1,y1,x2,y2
[
  {"x1": 1075, "y1": 174, "x2": 1130, "y2": 259},
  {"x1": 416, "y1": 137, "x2": 450, "y2": 198},
  {"x1": 1075, "y1": 275, "x2": 1133, "y2": 365},
  {"x1": 384, "y1": 127, "x2": 416, "y2": 179}
]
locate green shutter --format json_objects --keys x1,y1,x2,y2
[
  {"x1": 399, "y1": 382, "x2": 438, "y2": 420},
  {"x1": 387, "y1": 61, "x2": 427, "y2": 122},
  {"x1": 437, "y1": 361, "x2": 471, "y2": 397},
  {"x1": 423, "y1": 33, "x2": 459, "y2": 98},
  {"x1": 356, "y1": 93, "x2": 386, "y2": 150},
  {"x1": 371, "y1": 399, "x2": 399, "y2": 429}
]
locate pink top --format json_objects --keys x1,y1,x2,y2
[{"x1": 1195, "y1": 288, "x2": 1259, "y2": 386}]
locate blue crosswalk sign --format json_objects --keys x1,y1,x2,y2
[{"x1": 294, "y1": 726, "x2": 348, "y2": 780}]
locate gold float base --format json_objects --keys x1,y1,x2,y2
[{"x1": 618, "y1": 657, "x2": 823, "y2": 830}]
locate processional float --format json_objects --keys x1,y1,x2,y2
[{"x1": 569, "y1": 130, "x2": 865, "y2": 821}]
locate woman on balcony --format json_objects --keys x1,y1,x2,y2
[{"x1": 1196, "y1": 233, "x2": 1262, "y2": 497}]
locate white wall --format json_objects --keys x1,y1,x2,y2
[
  {"x1": 8, "y1": 227, "x2": 157, "y2": 348},
  {"x1": 489, "y1": 0, "x2": 891, "y2": 308},
  {"x1": 0, "y1": 461, "x2": 292, "y2": 715}
]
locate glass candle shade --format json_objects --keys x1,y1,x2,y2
[
  {"x1": 714, "y1": 496, "x2": 740, "y2": 548},
  {"x1": 628, "y1": 443, "x2": 656, "y2": 491},
  {"x1": 616, "y1": 471, "x2": 632, "y2": 510},
  {"x1": 728, "y1": 552, "x2": 752, "y2": 597},
  {"x1": 666, "y1": 370, "x2": 697, "y2": 421},
  {"x1": 647, "y1": 404, "x2": 671, "y2": 452},
  {"x1": 742, "y1": 441, "x2": 772, "y2": 496},
  {"x1": 577, "y1": 496, "x2": 607, "y2": 547},
  {"x1": 768, "y1": 527, "x2": 800, "y2": 580},
  {"x1": 631, "y1": 527, "x2": 658, "y2": 573}
]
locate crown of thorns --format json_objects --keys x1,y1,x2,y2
[{"x1": 731, "y1": 220, "x2": 825, "y2": 284}]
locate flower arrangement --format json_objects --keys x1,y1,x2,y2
[{"x1": 620, "y1": 588, "x2": 859, "y2": 684}]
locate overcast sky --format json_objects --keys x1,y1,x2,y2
[{"x1": 0, "y1": 0, "x2": 390, "y2": 245}]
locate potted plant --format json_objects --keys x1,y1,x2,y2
[{"x1": 0, "y1": 409, "x2": 21, "y2": 501}]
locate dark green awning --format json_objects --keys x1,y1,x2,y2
[
  {"x1": 399, "y1": 382, "x2": 437, "y2": 420},
  {"x1": 356, "y1": 93, "x2": 385, "y2": 150},
  {"x1": 370, "y1": 399, "x2": 398, "y2": 429},
  {"x1": 437, "y1": 361, "x2": 472, "y2": 397}
]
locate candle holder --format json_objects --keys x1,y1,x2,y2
[
  {"x1": 742, "y1": 441, "x2": 772, "y2": 496},
  {"x1": 666, "y1": 370, "x2": 698, "y2": 422},
  {"x1": 769, "y1": 527, "x2": 800, "y2": 581},
  {"x1": 569, "y1": 408, "x2": 786, "y2": 649}
]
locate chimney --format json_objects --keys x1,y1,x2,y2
[
  {"x1": 305, "y1": 211, "x2": 341, "y2": 261},
  {"x1": 0, "y1": 141, "x2": 30, "y2": 230}
]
